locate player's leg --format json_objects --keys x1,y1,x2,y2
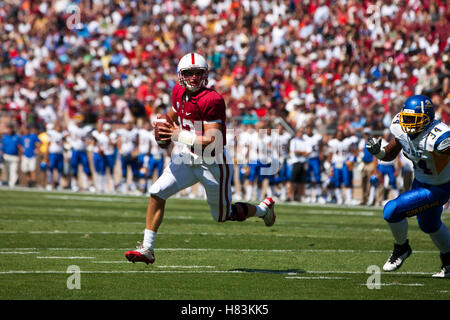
[
  {"x1": 129, "y1": 156, "x2": 140, "y2": 191},
  {"x1": 29, "y1": 157, "x2": 37, "y2": 187},
  {"x1": 69, "y1": 150, "x2": 80, "y2": 191},
  {"x1": 78, "y1": 151, "x2": 93, "y2": 191},
  {"x1": 245, "y1": 162, "x2": 258, "y2": 201},
  {"x1": 414, "y1": 183, "x2": 450, "y2": 278},
  {"x1": 382, "y1": 180, "x2": 450, "y2": 272},
  {"x1": 199, "y1": 161, "x2": 275, "y2": 226},
  {"x1": 311, "y1": 158, "x2": 323, "y2": 203},
  {"x1": 343, "y1": 163, "x2": 354, "y2": 205},
  {"x1": 304, "y1": 159, "x2": 313, "y2": 202},
  {"x1": 125, "y1": 162, "x2": 198, "y2": 264},
  {"x1": 118, "y1": 154, "x2": 128, "y2": 191},
  {"x1": 55, "y1": 154, "x2": 64, "y2": 189},
  {"x1": 332, "y1": 166, "x2": 344, "y2": 204}
]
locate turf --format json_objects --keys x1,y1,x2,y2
[{"x1": 0, "y1": 189, "x2": 449, "y2": 300}]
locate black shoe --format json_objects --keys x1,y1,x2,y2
[
  {"x1": 382, "y1": 239, "x2": 412, "y2": 271},
  {"x1": 432, "y1": 252, "x2": 450, "y2": 278}
]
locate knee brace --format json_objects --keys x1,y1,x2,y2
[{"x1": 230, "y1": 202, "x2": 249, "y2": 222}]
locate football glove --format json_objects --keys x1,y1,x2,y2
[{"x1": 366, "y1": 137, "x2": 385, "y2": 159}]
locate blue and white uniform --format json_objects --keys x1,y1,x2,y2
[
  {"x1": 67, "y1": 122, "x2": 92, "y2": 187},
  {"x1": 116, "y1": 126, "x2": 140, "y2": 189},
  {"x1": 47, "y1": 128, "x2": 65, "y2": 185},
  {"x1": 383, "y1": 112, "x2": 450, "y2": 251},
  {"x1": 377, "y1": 137, "x2": 399, "y2": 196}
]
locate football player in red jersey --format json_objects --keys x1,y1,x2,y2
[{"x1": 125, "y1": 53, "x2": 276, "y2": 264}]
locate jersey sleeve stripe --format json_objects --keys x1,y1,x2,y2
[{"x1": 434, "y1": 131, "x2": 450, "y2": 151}]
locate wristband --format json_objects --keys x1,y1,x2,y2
[{"x1": 176, "y1": 130, "x2": 196, "y2": 146}]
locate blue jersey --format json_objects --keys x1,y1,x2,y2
[
  {"x1": 21, "y1": 133, "x2": 41, "y2": 158},
  {"x1": 1, "y1": 134, "x2": 21, "y2": 155}
]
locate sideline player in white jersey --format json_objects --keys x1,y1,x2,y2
[
  {"x1": 367, "y1": 95, "x2": 450, "y2": 278},
  {"x1": 270, "y1": 123, "x2": 292, "y2": 201},
  {"x1": 116, "y1": 120, "x2": 140, "y2": 192},
  {"x1": 303, "y1": 124, "x2": 323, "y2": 203},
  {"x1": 242, "y1": 124, "x2": 260, "y2": 201},
  {"x1": 67, "y1": 114, "x2": 94, "y2": 192},
  {"x1": 92, "y1": 123, "x2": 117, "y2": 193},
  {"x1": 137, "y1": 120, "x2": 153, "y2": 193},
  {"x1": 327, "y1": 130, "x2": 352, "y2": 204},
  {"x1": 46, "y1": 122, "x2": 67, "y2": 190},
  {"x1": 124, "y1": 52, "x2": 275, "y2": 265}
]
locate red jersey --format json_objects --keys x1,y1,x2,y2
[{"x1": 171, "y1": 83, "x2": 227, "y2": 147}]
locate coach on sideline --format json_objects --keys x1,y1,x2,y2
[{"x1": 1, "y1": 123, "x2": 22, "y2": 187}]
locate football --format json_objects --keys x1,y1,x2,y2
[{"x1": 154, "y1": 114, "x2": 173, "y2": 149}]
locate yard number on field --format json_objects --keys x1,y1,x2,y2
[{"x1": 66, "y1": 265, "x2": 81, "y2": 290}]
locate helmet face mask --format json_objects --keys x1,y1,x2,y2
[
  {"x1": 399, "y1": 111, "x2": 430, "y2": 134},
  {"x1": 399, "y1": 95, "x2": 434, "y2": 135},
  {"x1": 177, "y1": 53, "x2": 208, "y2": 92},
  {"x1": 179, "y1": 68, "x2": 207, "y2": 92}
]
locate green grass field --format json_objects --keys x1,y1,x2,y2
[{"x1": 0, "y1": 188, "x2": 449, "y2": 300}]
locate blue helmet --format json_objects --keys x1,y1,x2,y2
[{"x1": 399, "y1": 95, "x2": 434, "y2": 134}]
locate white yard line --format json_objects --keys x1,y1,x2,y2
[
  {"x1": 0, "y1": 247, "x2": 440, "y2": 254},
  {"x1": 0, "y1": 270, "x2": 434, "y2": 276},
  {"x1": 0, "y1": 230, "x2": 390, "y2": 240},
  {"x1": 359, "y1": 283, "x2": 425, "y2": 287},
  {"x1": 286, "y1": 276, "x2": 347, "y2": 280},
  {"x1": 36, "y1": 256, "x2": 95, "y2": 259},
  {"x1": 0, "y1": 251, "x2": 39, "y2": 254}
]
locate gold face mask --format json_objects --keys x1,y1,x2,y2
[{"x1": 399, "y1": 111, "x2": 430, "y2": 134}]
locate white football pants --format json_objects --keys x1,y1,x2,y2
[{"x1": 149, "y1": 153, "x2": 233, "y2": 222}]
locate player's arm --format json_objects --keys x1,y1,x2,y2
[
  {"x1": 166, "y1": 106, "x2": 178, "y2": 125},
  {"x1": 366, "y1": 137, "x2": 403, "y2": 161},
  {"x1": 159, "y1": 121, "x2": 221, "y2": 149}
]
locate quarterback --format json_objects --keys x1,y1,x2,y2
[
  {"x1": 366, "y1": 95, "x2": 450, "y2": 278},
  {"x1": 125, "y1": 53, "x2": 275, "y2": 264}
]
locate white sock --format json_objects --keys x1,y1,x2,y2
[
  {"x1": 95, "y1": 175, "x2": 102, "y2": 191},
  {"x1": 82, "y1": 174, "x2": 88, "y2": 189},
  {"x1": 392, "y1": 189, "x2": 400, "y2": 198},
  {"x1": 47, "y1": 171, "x2": 53, "y2": 184},
  {"x1": 102, "y1": 175, "x2": 107, "y2": 191},
  {"x1": 345, "y1": 188, "x2": 352, "y2": 201},
  {"x1": 388, "y1": 219, "x2": 408, "y2": 245},
  {"x1": 305, "y1": 186, "x2": 311, "y2": 197},
  {"x1": 246, "y1": 185, "x2": 252, "y2": 201},
  {"x1": 335, "y1": 188, "x2": 343, "y2": 203},
  {"x1": 429, "y1": 223, "x2": 450, "y2": 253},
  {"x1": 368, "y1": 186, "x2": 376, "y2": 205},
  {"x1": 143, "y1": 229, "x2": 157, "y2": 249},
  {"x1": 314, "y1": 186, "x2": 321, "y2": 198},
  {"x1": 108, "y1": 176, "x2": 114, "y2": 191},
  {"x1": 255, "y1": 203, "x2": 267, "y2": 217}
]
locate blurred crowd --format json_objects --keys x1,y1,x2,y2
[{"x1": 0, "y1": 0, "x2": 449, "y2": 205}]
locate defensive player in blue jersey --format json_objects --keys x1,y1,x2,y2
[{"x1": 367, "y1": 95, "x2": 450, "y2": 278}]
